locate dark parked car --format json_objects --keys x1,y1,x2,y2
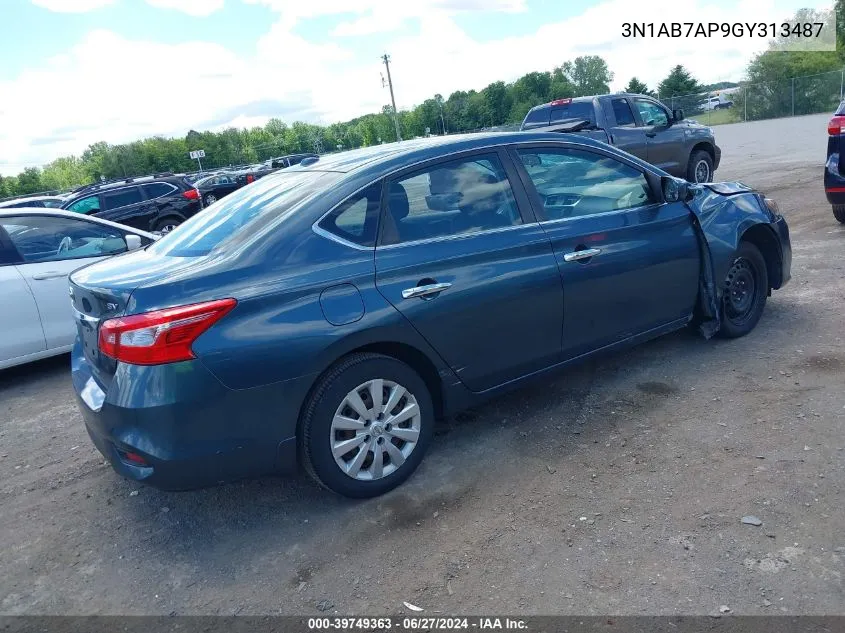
[
  {"x1": 195, "y1": 172, "x2": 242, "y2": 206},
  {"x1": 521, "y1": 94, "x2": 721, "y2": 183},
  {"x1": 69, "y1": 132, "x2": 791, "y2": 498},
  {"x1": 61, "y1": 175, "x2": 203, "y2": 233},
  {"x1": 263, "y1": 153, "x2": 320, "y2": 170},
  {"x1": 824, "y1": 100, "x2": 845, "y2": 224},
  {"x1": 0, "y1": 195, "x2": 66, "y2": 209}
]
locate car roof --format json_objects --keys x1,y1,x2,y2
[
  {"x1": 286, "y1": 131, "x2": 612, "y2": 175},
  {"x1": 0, "y1": 195, "x2": 64, "y2": 207},
  {"x1": 0, "y1": 207, "x2": 157, "y2": 239},
  {"x1": 64, "y1": 174, "x2": 186, "y2": 202}
]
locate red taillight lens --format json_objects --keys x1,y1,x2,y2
[
  {"x1": 98, "y1": 299, "x2": 237, "y2": 365},
  {"x1": 246, "y1": 174, "x2": 255, "y2": 184},
  {"x1": 550, "y1": 98, "x2": 572, "y2": 106},
  {"x1": 183, "y1": 188, "x2": 200, "y2": 200},
  {"x1": 828, "y1": 116, "x2": 845, "y2": 135}
]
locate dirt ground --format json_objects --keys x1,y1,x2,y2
[{"x1": 1, "y1": 114, "x2": 844, "y2": 616}]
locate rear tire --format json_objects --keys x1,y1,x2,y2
[
  {"x1": 717, "y1": 242, "x2": 768, "y2": 339},
  {"x1": 153, "y1": 217, "x2": 182, "y2": 233},
  {"x1": 833, "y1": 204, "x2": 845, "y2": 224},
  {"x1": 687, "y1": 150, "x2": 714, "y2": 183},
  {"x1": 300, "y1": 353, "x2": 434, "y2": 498}
]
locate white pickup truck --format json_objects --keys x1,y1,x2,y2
[{"x1": 698, "y1": 95, "x2": 734, "y2": 111}]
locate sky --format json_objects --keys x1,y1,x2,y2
[{"x1": 0, "y1": 0, "x2": 831, "y2": 175}]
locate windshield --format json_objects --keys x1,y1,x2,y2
[{"x1": 148, "y1": 170, "x2": 339, "y2": 257}]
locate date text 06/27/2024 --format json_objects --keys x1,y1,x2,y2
[{"x1": 622, "y1": 22, "x2": 826, "y2": 38}]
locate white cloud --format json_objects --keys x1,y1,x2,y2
[
  {"x1": 3, "y1": 0, "x2": 819, "y2": 175},
  {"x1": 144, "y1": 0, "x2": 225, "y2": 16},
  {"x1": 30, "y1": 0, "x2": 114, "y2": 12}
]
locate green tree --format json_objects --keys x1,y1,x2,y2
[
  {"x1": 657, "y1": 65, "x2": 703, "y2": 98},
  {"x1": 16, "y1": 167, "x2": 43, "y2": 195},
  {"x1": 623, "y1": 77, "x2": 653, "y2": 96},
  {"x1": 562, "y1": 56, "x2": 614, "y2": 96}
]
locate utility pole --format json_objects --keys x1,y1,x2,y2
[{"x1": 381, "y1": 54, "x2": 402, "y2": 142}]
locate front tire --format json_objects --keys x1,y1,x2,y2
[
  {"x1": 687, "y1": 150, "x2": 714, "y2": 183},
  {"x1": 833, "y1": 204, "x2": 845, "y2": 224},
  {"x1": 153, "y1": 217, "x2": 182, "y2": 233},
  {"x1": 718, "y1": 242, "x2": 768, "y2": 338},
  {"x1": 300, "y1": 353, "x2": 434, "y2": 498}
]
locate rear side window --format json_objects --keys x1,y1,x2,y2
[
  {"x1": 318, "y1": 183, "x2": 382, "y2": 247},
  {"x1": 66, "y1": 195, "x2": 100, "y2": 214},
  {"x1": 550, "y1": 101, "x2": 596, "y2": 125},
  {"x1": 148, "y1": 171, "x2": 340, "y2": 257},
  {"x1": 522, "y1": 108, "x2": 550, "y2": 129},
  {"x1": 102, "y1": 187, "x2": 143, "y2": 210},
  {"x1": 142, "y1": 183, "x2": 177, "y2": 199},
  {"x1": 611, "y1": 98, "x2": 636, "y2": 127}
]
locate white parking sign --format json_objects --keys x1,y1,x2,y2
[{"x1": 189, "y1": 150, "x2": 205, "y2": 160}]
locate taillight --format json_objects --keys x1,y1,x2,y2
[
  {"x1": 183, "y1": 188, "x2": 200, "y2": 200},
  {"x1": 98, "y1": 299, "x2": 237, "y2": 365},
  {"x1": 246, "y1": 174, "x2": 255, "y2": 184},
  {"x1": 828, "y1": 116, "x2": 845, "y2": 135},
  {"x1": 550, "y1": 98, "x2": 572, "y2": 106}
]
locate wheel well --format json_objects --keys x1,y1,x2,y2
[
  {"x1": 690, "y1": 142, "x2": 715, "y2": 163},
  {"x1": 741, "y1": 224, "x2": 782, "y2": 291},
  {"x1": 296, "y1": 342, "x2": 446, "y2": 433}
]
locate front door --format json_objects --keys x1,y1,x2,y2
[
  {"x1": 0, "y1": 236, "x2": 45, "y2": 364},
  {"x1": 374, "y1": 151, "x2": 564, "y2": 392},
  {"x1": 1, "y1": 215, "x2": 130, "y2": 350},
  {"x1": 605, "y1": 96, "x2": 649, "y2": 161},
  {"x1": 511, "y1": 145, "x2": 700, "y2": 358},
  {"x1": 632, "y1": 97, "x2": 686, "y2": 175}
]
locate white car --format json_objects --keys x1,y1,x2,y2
[{"x1": 0, "y1": 208, "x2": 157, "y2": 370}]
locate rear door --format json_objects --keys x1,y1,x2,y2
[
  {"x1": 374, "y1": 150, "x2": 564, "y2": 392},
  {"x1": 1, "y1": 215, "x2": 130, "y2": 350},
  {"x1": 97, "y1": 185, "x2": 155, "y2": 230},
  {"x1": 604, "y1": 96, "x2": 649, "y2": 161},
  {"x1": 632, "y1": 97, "x2": 686, "y2": 175},
  {"x1": 0, "y1": 229, "x2": 45, "y2": 365},
  {"x1": 511, "y1": 144, "x2": 700, "y2": 357}
]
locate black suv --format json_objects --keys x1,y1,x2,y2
[{"x1": 61, "y1": 174, "x2": 203, "y2": 233}]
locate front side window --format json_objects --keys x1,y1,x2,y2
[
  {"x1": 102, "y1": 187, "x2": 143, "y2": 210},
  {"x1": 517, "y1": 148, "x2": 655, "y2": 221},
  {"x1": 318, "y1": 183, "x2": 382, "y2": 247},
  {"x1": 66, "y1": 195, "x2": 100, "y2": 214},
  {"x1": 0, "y1": 216, "x2": 127, "y2": 263},
  {"x1": 611, "y1": 98, "x2": 637, "y2": 127},
  {"x1": 381, "y1": 154, "x2": 521, "y2": 246},
  {"x1": 634, "y1": 99, "x2": 669, "y2": 127}
]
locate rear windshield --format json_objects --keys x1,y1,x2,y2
[
  {"x1": 550, "y1": 101, "x2": 596, "y2": 125},
  {"x1": 148, "y1": 171, "x2": 339, "y2": 257},
  {"x1": 522, "y1": 108, "x2": 550, "y2": 129}
]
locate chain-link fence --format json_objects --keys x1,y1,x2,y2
[{"x1": 658, "y1": 68, "x2": 845, "y2": 126}]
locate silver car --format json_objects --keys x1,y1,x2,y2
[{"x1": 0, "y1": 208, "x2": 156, "y2": 369}]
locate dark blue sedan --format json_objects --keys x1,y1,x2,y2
[{"x1": 69, "y1": 132, "x2": 791, "y2": 497}]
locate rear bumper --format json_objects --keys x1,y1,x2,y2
[
  {"x1": 824, "y1": 153, "x2": 845, "y2": 204},
  {"x1": 71, "y1": 340, "x2": 310, "y2": 490}
]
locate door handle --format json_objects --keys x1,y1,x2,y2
[
  {"x1": 563, "y1": 248, "x2": 601, "y2": 262},
  {"x1": 32, "y1": 271, "x2": 67, "y2": 280},
  {"x1": 402, "y1": 282, "x2": 452, "y2": 299}
]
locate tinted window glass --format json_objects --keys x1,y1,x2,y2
[
  {"x1": 381, "y1": 155, "x2": 521, "y2": 246},
  {"x1": 42, "y1": 198, "x2": 64, "y2": 208},
  {"x1": 518, "y1": 149, "x2": 655, "y2": 221},
  {"x1": 148, "y1": 171, "x2": 339, "y2": 257},
  {"x1": 0, "y1": 216, "x2": 127, "y2": 263},
  {"x1": 318, "y1": 183, "x2": 382, "y2": 247},
  {"x1": 611, "y1": 98, "x2": 636, "y2": 126},
  {"x1": 634, "y1": 99, "x2": 669, "y2": 127},
  {"x1": 550, "y1": 101, "x2": 596, "y2": 125},
  {"x1": 522, "y1": 108, "x2": 550, "y2": 129},
  {"x1": 103, "y1": 187, "x2": 143, "y2": 210},
  {"x1": 142, "y1": 183, "x2": 176, "y2": 199},
  {"x1": 66, "y1": 195, "x2": 100, "y2": 214}
]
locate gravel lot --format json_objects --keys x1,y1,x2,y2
[{"x1": 2, "y1": 113, "x2": 844, "y2": 616}]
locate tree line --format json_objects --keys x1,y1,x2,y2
[{"x1": 1, "y1": 3, "x2": 842, "y2": 199}]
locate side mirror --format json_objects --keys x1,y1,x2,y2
[
  {"x1": 125, "y1": 234, "x2": 143, "y2": 251},
  {"x1": 662, "y1": 176, "x2": 692, "y2": 203},
  {"x1": 673, "y1": 109, "x2": 685, "y2": 122}
]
